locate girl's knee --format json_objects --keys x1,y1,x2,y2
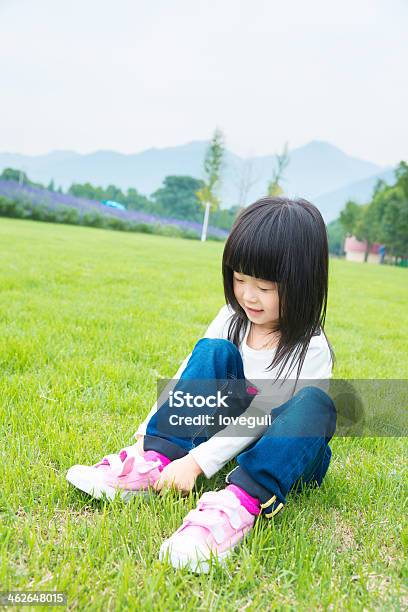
[
  {"x1": 295, "y1": 385, "x2": 336, "y2": 415},
  {"x1": 195, "y1": 337, "x2": 239, "y2": 356},
  {"x1": 292, "y1": 385, "x2": 336, "y2": 434}
]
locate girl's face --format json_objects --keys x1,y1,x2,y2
[{"x1": 233, "y1": 271, "x2": 280, "y2": 327}]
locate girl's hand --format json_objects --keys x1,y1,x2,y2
[{"x1": 153, "y1": 454, "x2": 203, "y2": 495}]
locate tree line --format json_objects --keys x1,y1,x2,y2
[
  {"x1": 0, "y1": 166, "x2": 239, "y2": 232},
  {"x1": 327, "y1": 161, "x2": 408, "y2": 261},
  {"x1": 3, "y1": 151, "x2": 406, "y2": 259}
]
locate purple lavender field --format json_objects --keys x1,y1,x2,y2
[{"x1": 0, "y1": 180, "x2": 229, "y2": 239}]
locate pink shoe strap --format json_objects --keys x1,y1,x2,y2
[
  {"x1": 226, "y1": 484, "x2": 261, "y2": 516},
  {"x1": 143, "y1": 450, "x2": 171, "y2": 472}
]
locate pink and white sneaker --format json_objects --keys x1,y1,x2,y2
[
  {"x1": 159, "y1": 489, "x2": 255, "y2": 573},
  {"x1": 66, "y1": 445, "x2": 163, "y2": 501}
]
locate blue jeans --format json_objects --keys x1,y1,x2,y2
[{"x1": 145, "y1": 338, "x2": 336, "y2": 517}]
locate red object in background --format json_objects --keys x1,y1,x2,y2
[{"x1": 344, "y1": 236, "x2": 381, "y2": 254}]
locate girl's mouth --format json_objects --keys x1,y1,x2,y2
[{"x1": 245, "y1": 306, "x2": 264, "y2": 316}]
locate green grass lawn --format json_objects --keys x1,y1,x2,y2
[{"x1": 0, "y1": 218, "x2": 407, "y2": 611}]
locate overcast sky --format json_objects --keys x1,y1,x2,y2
[{"x1": 1, "y1": 0, "x2": 406, "y2": 166}]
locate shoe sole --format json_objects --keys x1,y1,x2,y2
[
  {"x1": 66, "y1": 467, "x2": 147, "y2": 502},
  {"x1": 158, "y1": 545, "x2": 232, "y2": 574}
]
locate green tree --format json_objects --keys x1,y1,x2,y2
[
  {"x1": 339, "y1": 200, "x2": 362, "y2": 235},
  {"x1": 395, "y1": 161, "x2": 408, "y2": 197},
  {"x1": 359, "y1": 205, "x2": 381, "y2": 261},
  {"x1": 151, "y1": 176, "x2": 204, "y2": 220},
  {"x1": 196, "y1": 127, "x2": 225, "y2": 241},
  {"x1": 378, "y1": 186, "x2": 408, "y2": 259},
  {"x1": 125, "y1": 188, "x2": 152, "y2": 212},
  {"x1": 338, "y1": 161, "x2": 408, "y2": 262},
  {"x1": 339, "y1": 199, "x2": 379, "y2": 262},
  {"x1": 327, "y1": 218, "x2": 346, "y2": 256},
  {"x1": 1, "y1": 168, "x2": 25, "y2": 183},
  {"x1": 211, "y1": 205, "x2": 241, "y2": 231},
  {"x1": 68, "y1": 181, "x2": 153, "y2": 212},
  {"x1": 0, "y1": 167, "x2": 43, "y2": 188},
  {"x1": 387, "y1": 162, "x2": 408, "y2": 258},
  {"x1": 104, "y1": 184, "x2": 124, "y2": 202},
  {"x1": 69, "y1": 182, "x2": 102, "y2": 200},
  {"x1": 362, "y1": 162, "x2": 408, "y2": 260}
]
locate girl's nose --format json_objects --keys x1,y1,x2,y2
[{"x1": 243, "y1": 287, "x2": 258, "y2": 303}]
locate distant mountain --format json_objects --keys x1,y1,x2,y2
[
  {"x1": 238, "y1": 140, "x2": 384, "y2": 202},
  {"x1": 0, "y1": 140, "x2": 391, "y2": 221},
  {"x1": 314, "y1": 167, "x2": 397, "y2": 223}
]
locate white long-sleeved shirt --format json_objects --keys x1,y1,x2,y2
[{"x1": 134, "y1": 303, "x2": 333, "y2": 478}]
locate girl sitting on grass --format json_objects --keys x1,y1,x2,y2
[{"x1": 67, "y1": 196, "x2": 336, "y2": 574}]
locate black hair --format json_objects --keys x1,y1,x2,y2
[{"x1": 222, "y1": 196, "x2": 335, "y2": 382}]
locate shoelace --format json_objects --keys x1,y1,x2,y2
[{"x1": 95, "y1": 445, "x2": 160, "y2": 476}]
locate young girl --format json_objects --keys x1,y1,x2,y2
[{"x1": 67, "y1": 196, "x2": 336, "y2": 573}]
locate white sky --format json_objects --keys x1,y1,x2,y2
[{"x1": 1, "y1": 0, "x2": 407, "y2": 165}]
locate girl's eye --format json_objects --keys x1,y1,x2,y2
[{"x1": 234, "y1": 277, "x2": 271, "y2": 291}]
